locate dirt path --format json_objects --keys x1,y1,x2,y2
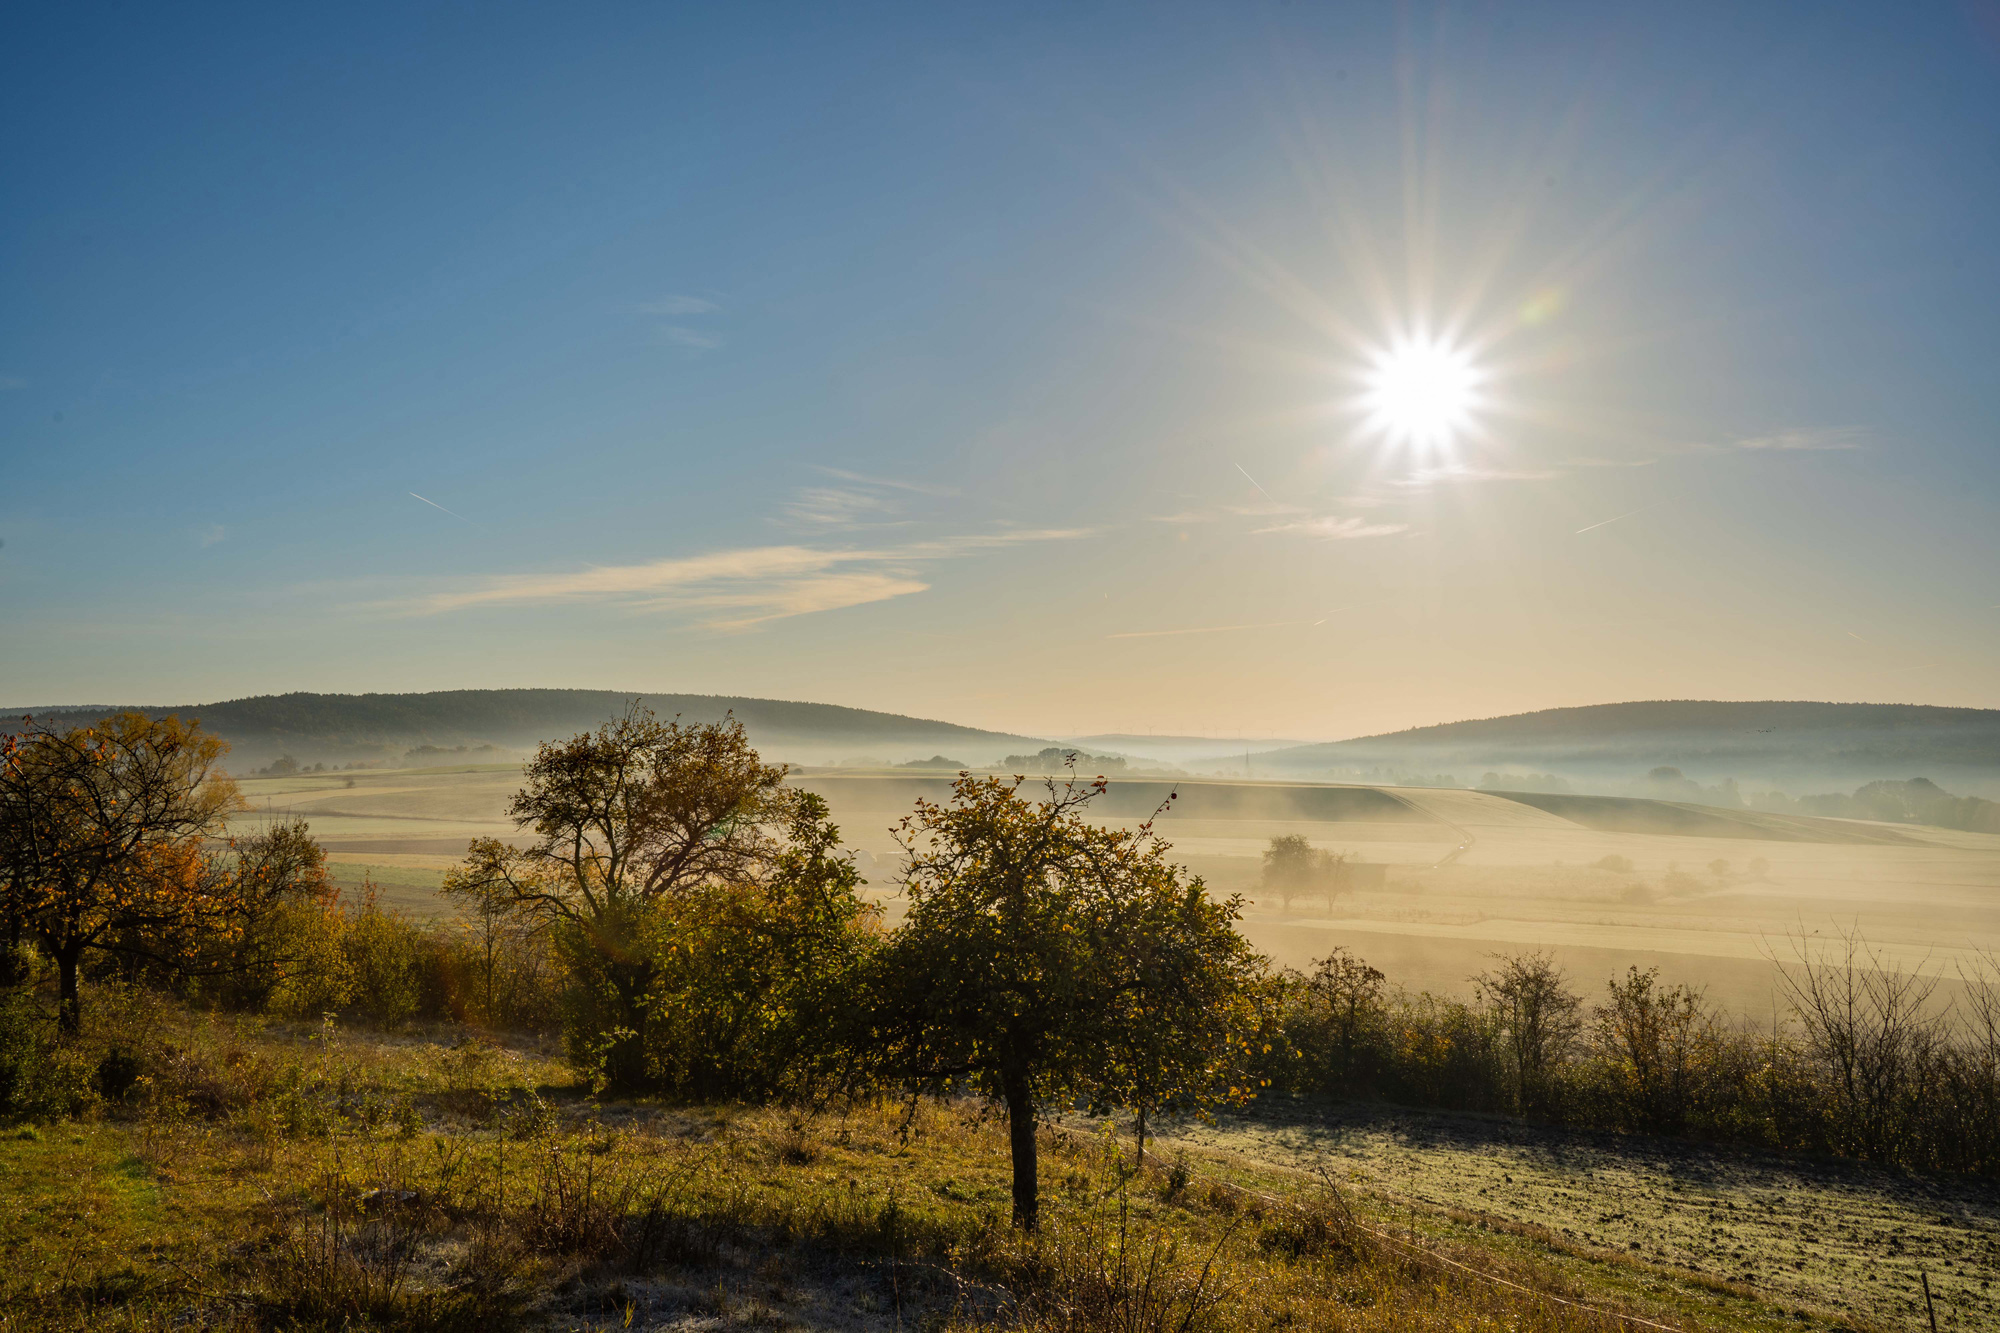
[{"x1": 1159, "y1": 1102, "x2": 2000, "y2": 1331}]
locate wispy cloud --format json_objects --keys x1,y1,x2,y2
[
  {"x1": 396, "y1": 529, "x2": 1088, "y2": 629},
  {"x1": 781, "y1": 470, "x2": 958, "y2": 528},
  {"x1": 676, "y1": 571, "x2": 931, "y2": 631},
  {"x1": 783, "y1": 486, "x2": 905, "y2": 527},
  {"x1": 0, "y1": 376, "x2": 26, "y2": 392},
  {"x1": 657, "y1": 326, "x2": 723, "y2": 350},
  {"x1": 1153, "y1": 498, "x2": 1307, "y2": 522},
  {"x1": 636, "y1": 295, "x2": 723, "y2": 351},
  {"x1": 1253, "y1": 515, "x2": 1409, "y2": 540},
  {"x1": 1567, "y1": 455, "x2": 1660, "y2": 468},
  {"x1": 811, "y1": 466, "x2": 957, "y2": 496},
  {"x1": 1108, "y1": 619, "x2": 1318, "y2": 639},
  {"x1": 197, "y1": 524, "x2": 227, "y2": 548},
  {"x1": 1733, "y1": 427, "x2": 1864, "y2": 452},
  {"x1": 1392, "y1": 465, "x2": 1564, "y2": 488},
  {"x1": 635, "y1": 295, "x2": 719, "y2": 315}
]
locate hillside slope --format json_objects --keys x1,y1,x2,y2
[
  {"x1": 6, "y1": 689, "x2": 1054, "y2": 768},
  {"x1": 1258, "y1": 699, "x2": 2000, "y2": 790}
]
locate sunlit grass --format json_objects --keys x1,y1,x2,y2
[{"x1": 0, "y1": 1003, "x2": 1893, "y2": 1332}]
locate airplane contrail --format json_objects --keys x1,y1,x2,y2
[
  {"x1": 409, "y1": 492, "x2": 474, "y2": 523},
  {"x1": 1575, "y1": 502, "x2": 1660, "y2": 534},
  {"x1": 1234, "y1": 462, "x2": 1276, "y2": 503}
]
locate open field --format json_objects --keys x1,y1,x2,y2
[
  {"x1": 1161, "y1": 1101, "x2": 2000, "y2": 1331},
  {"x1": 233, "y1": 765, "x2": 2000, "y2": 1015}
]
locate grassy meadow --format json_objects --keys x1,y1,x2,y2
[{"x1": 0, "y1": 1000, "x2": 1934, "y2": 1333}]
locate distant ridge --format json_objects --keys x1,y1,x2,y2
[
  {"x1": 1257, "y1": 700, "x2": 2000, "y2": 790},
  {"x1": 5, "y1": 689, "x2": 1056, "y2": 769}
]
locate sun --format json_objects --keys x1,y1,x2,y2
[{"x1": 1359, "y1": 335, "x2": 1485, "y2": 453}]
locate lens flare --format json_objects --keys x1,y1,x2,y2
[{"x1": 1359, "y1": 335, "x2": 1485, "y2": 453}]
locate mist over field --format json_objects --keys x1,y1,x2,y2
[{"x1": 150, "y1": 688, "x2": 1996, "y2": 1024}]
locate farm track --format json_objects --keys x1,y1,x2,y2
[{"x1": 1160, "y1": 1101, "x2": 2000, "y2": 1332}]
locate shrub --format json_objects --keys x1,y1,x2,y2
[{"x1": 0, "y1": 973, "x2": 96, "y2": 1122}]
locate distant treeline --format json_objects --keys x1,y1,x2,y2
[
  {"x1": 1259, "y1": 699, "x2": 2000, "y2": 777},
  {"x1": 1751, "y1": 777, "x2": 2000, "y2": 835},
  {"x1": 4, "y1": 688, "x2": 1053, "y2": 768},
  {"x1": 999, "y1": 746, "x2": 1128, "y2": 773}
]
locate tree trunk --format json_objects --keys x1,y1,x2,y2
[
  {"x1": 1003, "y1": 1065, "x2": 1039, "y2": 1231},
  {"x1": 1133, "y1": 1107, "x2": 1147, "y2": 1172},
  {"x1": 56, "y1": 944, "x2": 82, "y2": 1038}
]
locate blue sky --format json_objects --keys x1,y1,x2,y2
[{"x1": 4, "y1": 2, "x2": 1999, "y2": 739}]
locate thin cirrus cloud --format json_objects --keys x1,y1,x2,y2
[
  {"x1": 635, "y1": 295, "x2": 719, "y2": 315},
  {"x1": 1574, "y1": 427, "x2": 1865, "y2": 468},
  {"x1": 782, "y1": 486, "x2": 906, "y2": 526},
  {"x1": 781, "y1": 469, "x2": 959, "y2": 528},
  {"x1": 657, "y1": 326, "x2": 723, "y2": 350},
  {"x1": 1733, "y1": 426, "x2": 1864, "y2": 452},
  {"x1": 398, "y1": 528, "x2": 1089, "y2": 629},
  {"x1": 636, "y1": 295, "x2": 722, "y2": 350},
  {"x1": 1391, "y1": 464, "x2": 1565, "y2": 487},
  {"x1": 1253, "y1": 515, "x2": 1410, "y2": 540},
  {"x1": 1147, "y1": 500, "x2": 1306, "y2": 524}
]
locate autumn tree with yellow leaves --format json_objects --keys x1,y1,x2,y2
[{"x1": 0, "y1": 712, "x2": 306, "y2": 1033}]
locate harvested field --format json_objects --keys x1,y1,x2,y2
[{"x1": 1165, "y1": 1102, "x2": 2000, "y2": 1331}]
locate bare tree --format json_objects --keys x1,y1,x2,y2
[
  {"x1": 1475, "y1": 951, "x2": 1582, "y2": 1117},
  {"x1": 1777, "y1": 925, "x2": 1942, "y2": 1160}
]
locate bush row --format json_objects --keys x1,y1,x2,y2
[{"x1": 1270, "y1": 942, "x2": 2000, "y2": 1176}]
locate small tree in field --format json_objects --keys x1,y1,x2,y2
[
  {"x1": 444, "y1": 705, "x2": 798, "y2": 1088},
  {"x1": 869, "y1": 772, "x2": 1271, "y2": 1229},
  {"x1": 0, "y1": 713, "x2": 246, "y2": 1034},
  {"x1": 1261, "y1": 834, "x2": 1346, "y2": 914}
]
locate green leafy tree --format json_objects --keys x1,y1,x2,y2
[
  {"x1": 640, "y1": 794, "x2": 877, "y2": 1099},
  {"x1": 1083, "y1": 863, "x2": 1275, "y2": 1168},
  {"x1": 444, "y1": 705, "x2": 796, "y2": 1088},
  {"x1": 868, "y1": 773, "x2": 1270, "y2": 1229}
]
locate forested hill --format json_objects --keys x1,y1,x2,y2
[
  {"x1": 1256, "y1": 700, "x2": 2000, "y2": 789},
  {"x1": 4, "y1": 689, "x2": 1054, "y2": 769}
]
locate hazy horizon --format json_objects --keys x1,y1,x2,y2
[{"x1": 7, "y1": 4, "x2": 2000, "y2": 740}]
